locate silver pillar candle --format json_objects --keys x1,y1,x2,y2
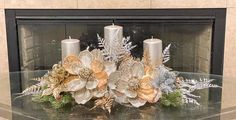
[
  {"x1": 61, "y1": 37, "x2": 80, "y2": 61},
  {"x1": 143, "y1": 37, "x2": 163, "y2": 67},
  {"x1": 104, "y1": 24, "x2": 123, "y2": 54}
]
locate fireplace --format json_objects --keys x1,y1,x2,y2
[{"x1": 5, "y1": 9, "x2": 226, "y2": 93}]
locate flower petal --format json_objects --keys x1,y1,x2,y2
[
  {"x1": 144, "y1": 66, "x2": 156, "y2": 78},
  {"x1": 104, "y1": 61, "x2": 117, "y2": 76},
  {"x1": 116, "y1": 80, "x2": 129, "y2": 93},
  {"x1": 91, "y1": 49, "x2": 104, "y2": 61},
  {"x1": 120, "y1": 67, "x2": 132, "y2": 81},
  {"x1": 119, "y1": 66, "x2": 132, "y2": 82},
  {"x1": 108, "y1": 71, "x2": 121, "y2": 89},
  {"x1": 91, "y1": 60, "x2": 105, "y2": 73},
  {"x1": 139, "y1": 76, "x2": 153, "y2": 89},
  {"x1": 42, "y1": 88, "x2": 53, "y2": 96},
  {"x1": 137, "y1": 88, "x2": 160, "y2": 103},
  {"x1": 65, "y1": 78, "x2": 86, "y2": 91},
  {"x1": 111, "y1": 90, "x2": 129, "y2": 104},
  {"x1": 119, "y1": 56, "x2": 135, "y2": 70},
  {"x1": 128, "y1": 98, "x2": 146, "y2": 107},
  {"x1": 93, "y1": 86, "x2": 107, "y2": 98},
  {"x1": 53, "y1": 85, "x2": 64, "y2": 99},
  {"x1": 72, "y1": 89, "x2": 92, "y2": 104},
  {"x1": 124, "y1": 89, "x2": 137, "y2": 98},
  {"x1": 62, "y1": 55, "x2": 81, "y2": 75},
  {"x1": 72, "y1": 64, "x2": 84, "y2": 75},
  {"x1": 95, "y1": 71, "x2": 108, "y2": 88},
  {"x1": 86, "y1": 79, "x2": 99, "y2": 90},
  {"x1": 152, "y1": 88, "x2": 162, "y2": 103},
  {"x1": 78, "y1": 50, "x2": 94, "y2": 68},
  {"x1": 131, "y1": 62, "x2": 144, "y2": 79}
]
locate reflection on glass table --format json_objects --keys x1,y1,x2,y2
[{"x1": 0, "y1": 71, "x2": 236, "y2": 120}]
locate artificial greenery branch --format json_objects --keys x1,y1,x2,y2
[
  {"x1": 32, "y1": 92, "x2": 74, "y2": 109},
  {"x1": 160, "y1": 90, "x2": 182, "y2": 107}
]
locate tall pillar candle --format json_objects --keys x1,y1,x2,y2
[
  {"x1": 61, "y1": 37, "x2": 80, "y2": 61},
  {"x1": 143, "y1": 37, "x2": 163, "y2": 67},
  {"x1": 104, "y1": 24, "x2": 123, "y2": 55}
]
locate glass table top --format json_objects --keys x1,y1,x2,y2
[{"x1": 0, "y1": 70, "x2": 236, "y2": 120}]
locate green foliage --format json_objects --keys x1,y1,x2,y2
[
  {"x1": 32, "y1": 92, "x2": 74, "y2": 109},
  {"x1": 51, "y1": 100, "x2": 64, "y2": 109},
  {"x1": 42, "y1": 85, "x2": 48, "y2": 90},
  {"x1": 160, "y1": 90, "x2": 182, "y2": 107},
  {"x1": 32, "y1": 94, "x2": 53, "y2": 103},
  {"x1": 61, "y1": 93, "x2": 73, "y2": 104}
]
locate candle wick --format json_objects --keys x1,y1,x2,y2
[{"x1": 69, "y1": 36, "x2": 72, "y2": 39}]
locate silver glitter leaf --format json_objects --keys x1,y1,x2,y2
[
  {"x1": 179, "y1": 78, "x2": 221, "y2": 105},
  {"x1": 97, "y1": 34, "x2": 136, "y2": 62},
  {"x1": 162, "y1": 44, "x2": 171, "y2": 63},
  {"x1": 152, "y1": 65, "x2": 177, "y2": 94}
]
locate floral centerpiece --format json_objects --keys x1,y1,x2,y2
[{"x1": 16, "y1": 25, "x2": 220, "y2": 113}]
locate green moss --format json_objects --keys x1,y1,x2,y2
[
  {"x1": 160, "y1": 90, "x2": 183, "y2": 107},
  {"x1": 32, "y1": 94, "x2": 53, "y2": 103},
  {"x1": 51, "y1": 100, "x2": 64, "y2": 109},
  {"x1": 61, "y1": 93, "x2": 73, "y2": 104},
  {"x1": 32, "y1": 92, "x2": 74, "y2": 109}
]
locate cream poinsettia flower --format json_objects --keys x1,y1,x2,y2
[
  {"x1": 108, "y1": 61, "x2": 161, "y2": 107},
  {"x1": 61, "y1": 49, "x2": 116, "y2": 104}
]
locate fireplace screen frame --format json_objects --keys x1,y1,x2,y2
[{"x1": 5, "y1": 9, "x2": 226, "y2": 94}]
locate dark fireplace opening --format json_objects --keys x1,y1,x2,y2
[
  {"x1": 17, "y1": 21, "x2": 214, "y2": 73},
  {"x1": 6, "y1": 9, "x2": 226, "y2": 75},
  {"x1": 5, "y1": 9, "x2": 226, "y2": 104}
]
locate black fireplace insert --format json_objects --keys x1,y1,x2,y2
[{"x1": 5, "y1": 9, "x2": 226, "y2": 95}]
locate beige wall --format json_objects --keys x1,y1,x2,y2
[{"x1": 0, "y1": 0, "x2": 236, "y2": 109}]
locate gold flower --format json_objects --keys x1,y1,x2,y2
[
  {"x1": 42, "y1": 49, "x2": 116, "y2": 102},
  {"x1": 108, "y1": 61, "x2": 161, "y2": 107},
  {"x1": 41, "y1": 63, "x2": 70, "y2": 99},
  {"x1": 90, "y1": 94, "x2": 114, "y2": 113}
]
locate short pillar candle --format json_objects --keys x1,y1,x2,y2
[
  {"x1": 61, "y1": 37, "x2": 80, "y2": 61},
  {"x1": 143, "y1": 36, "x2": 163, "y2": 67},
  {"x1": 104, "y1": 23, "x2": 123, "y2": 54}
]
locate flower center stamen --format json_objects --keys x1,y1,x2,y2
[
  {"x1": 128, "y1": 77, "x2": 140, "y2": 90},
  {"x1": 78, "y1": 68, "x2": 94, "y2": 81}
]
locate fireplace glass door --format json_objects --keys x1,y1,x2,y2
[{"x1": 18, "y1": 20, "x2": 213, "y2": 73}]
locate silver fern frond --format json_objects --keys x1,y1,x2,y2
[
  {"x1": 31, "y1": 77, "x2": 44, "y2": 81},
  {"x1": 121, "y1": 36, "x2": 137, "y2": 53},
  {"x1": 14, "y1": 84, "x2": 43, "y2": 100},
  {"x1": 182, "y1": 95, "x2": 200, "y2": 105},
  {"x1": 162, "y1": 44, "x2": 171, "y2": 63},
  {"x1": 179, "y1": 77, "x2": 221, "y2": 105},
  {"x1": 180, "y1": 78, "x2": 221, "y2": 92},
  {"x1": 31, "y1": 75, "x2": 48, "y2": 82},
  {"x1": 97, "y1": 34, "x2": 136, "y2": 62},
  {"x1": 97, "y1": 34, "x2": 105, "y2": 48}
]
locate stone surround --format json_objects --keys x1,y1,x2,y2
[{"x1": 0, "y1": 0, "x2": 236, "y2": 112}]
